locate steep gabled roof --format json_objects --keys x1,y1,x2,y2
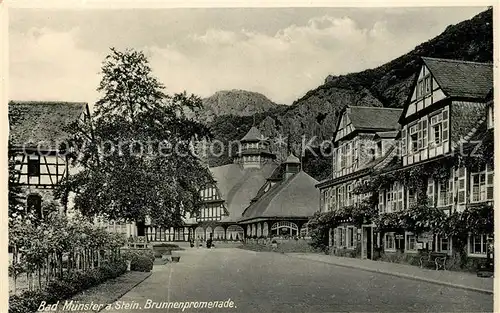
[
  {"x1": 348, "y1": 106, "x2": 403, "y2": 130},
  {"x1": 375, "y1": 131, "x2": 399, "y2": 139},
  {"x1": 9, "y1": 101, "x2": 88, "y2": 150},
  {"x1": 241, "y1": 126, "x2": 264, "y2": 142},
  {"x1": 422, "y1": 57, "x2": 493, "y2": 99},
  {"x1": 240, "y1": 171, "x2": 319, "y2": 221}
]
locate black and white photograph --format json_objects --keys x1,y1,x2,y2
[{"x1": 4, "y1": 2, "x2": 496, "y2": 313}]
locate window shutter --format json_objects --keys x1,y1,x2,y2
[
  {"x1": 378, "y1": 192, "x2": 385, "y2": 213},
  {"x1": 447, "y1": 178, "x2": 454, "y2": 206},
  {"x1": 487, "y1": 171, "x2": 494, "y2": 200},
  {"x1": 427, "y1": 178, "x2": 435, "y2": 206},
  {"x1": 332, "y1": 149, "x2": 337, "y2": 173},
  {"x1": 442, "y1": 108, "x2": 449, "y2": 143},
  {"x1": 401, "y1": 128, "x2": 407, "y2": 155},
  {"x1": 417, "y1": 121, "x2": 423, "y2": 150},
  {"x1": 351, "y1": 142, "x2": 355, "y2": 166},
  {"x1": 457, "y1": 167, "x2": 466, "y2": 204},
  {"x1": 422, "y1": 119, "x2": 428, "y2": 148}
]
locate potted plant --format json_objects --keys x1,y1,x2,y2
[{"x1": 171, "y1": 251, "x2": 181, "y2": 263}]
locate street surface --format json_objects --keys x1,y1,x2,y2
[{"x1": 106, "y1": 248, "x2": 493, "y2": 313}]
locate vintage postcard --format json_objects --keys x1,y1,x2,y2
[{"x1": 3, "y1": 1, "x2": 496, "y2": 313}]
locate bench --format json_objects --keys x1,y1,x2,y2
[{"x1": 419, "y1": 250, "x2": 448, "y2": 270}]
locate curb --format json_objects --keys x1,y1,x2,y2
[
  {"x1": 97, "y1": 272, "x2": 152, "y2": 312},
  {"x1": 287, "y1": 254, "x2": 493, "y2": 295}
]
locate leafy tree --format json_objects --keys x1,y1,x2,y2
[
  {"x1": 8, "y1": 110, "x2": 26, "y2": 221},
  {"x1": 57, "y1": 48, "x2": 213, "y2": 227}
]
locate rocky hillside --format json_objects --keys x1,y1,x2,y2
[
  {"x1": 207, "y1": 8, "x2": 493, "y2": 180},
  {"x1": 199, "y1": 89, "x2": 283, "y2": 123}
]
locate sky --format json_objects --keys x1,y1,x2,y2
[{"x1": 9, "y1": 6, "x2": 488, "y2": 107}]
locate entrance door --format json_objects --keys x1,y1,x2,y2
[
  {"x1": 366, "y1": 227, "x2": 372, "y2": 260},
  {"x1": 362, "y1": 226, "x2": 373, "y2": 260}
]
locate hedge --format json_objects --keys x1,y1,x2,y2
[{"x1": 9, "y1": 258, "x2": 127, "y2": 313}]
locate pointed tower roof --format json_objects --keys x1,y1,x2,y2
[
  {"x1": 241, "y1": 126, "x2": 264, "y2": 142},
  {"x1": 284, "y1": 152, "x2": 300, "y2": 164}
]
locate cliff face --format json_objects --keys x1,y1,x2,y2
[
  {"x1": 199, "y1": 89, "x2": 283, "y2": 123},
  {"x1": 206, "y1": 8, "x2": 493, "y2": 181}
]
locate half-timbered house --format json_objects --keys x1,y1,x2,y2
[
  {"x1": 316, "y1": 106, "x2": 403, "y2": 259},
  {"x1": 8, "y1": 101, "x2": 91, "y2": 217},
  {"x1": 378, "y1": 57, "x2": 494, "y2": 259},
  {"x1": 317, "y1": 57, "x2": 493, "y2": 266}
]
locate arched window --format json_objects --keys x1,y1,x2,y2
[
  {"x1": 27, "y1": 194, "x2": 42, "y2": 220},
  {"x1": 205, "y1": 226, "x2": 213, "y2": 240},
  {"x1": 213, "y1": 226, "x2": 225, "y2": 240},
  {"x1": 262, "y1": 222, "x2": 269, "y2": 237},
  {"x1": 257, "y1": 223, "x2": 262, "y2": 237},
  {"x1": 251, "y1": 224, "x2": 256, "y2": 236},
  {"x1": 247, "y1": 225, "x2": 251, "y2": 236},
  {"x1": 227, "y1": 225, "x2": 244, "y2": 241},
  {"x1": 271, "y1": 221, "x2": 299, "y2": 236},
  {"x1": 195, "y1": 227, "x2": 204, "y2": 240}
]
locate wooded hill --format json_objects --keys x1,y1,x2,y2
[{"x1": 205, "y1": 8, "x2": 493, "y2": 180}]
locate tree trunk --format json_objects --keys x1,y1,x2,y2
[
  {"x1": 38, "y1": 266, "x2": 42, "y2": 290},
  {"x1": 12, "y1": 247, "x2": 17, "y2": 294}
]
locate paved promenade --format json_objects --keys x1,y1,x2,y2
[
  {"x1": 103, "y1": 248, "x2": 493, "y2": 312},
  {"x1": 286, "y1": 252, "x2": 493, "y2": 294}
]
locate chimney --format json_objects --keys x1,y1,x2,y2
[{"x1": 284, "y1": 152, "x2": 301, "y2": 180}]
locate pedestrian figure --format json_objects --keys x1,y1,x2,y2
[{"x1": 195, "y1": 236, "x2": 199, "y2": 249}]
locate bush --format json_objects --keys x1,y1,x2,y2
[
  {"x1": 9, "y1": 258, "x2": 127, "y2": 313},
  {"x1": 130, "y1": 255, "x2": 153, "y2": 272},
  {"x1": 122, "y1": 249, "x2": 155, "y2": 263},
  {"x1": 153, "y1": 243, "x2": 181, "y2": 249},
  {"x1": 154, "y1": 251, "x2": 163, "y2": 259}
]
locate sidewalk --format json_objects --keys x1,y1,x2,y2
[{"x1": 286, "y1": 253, "x2": 493, "y2": 294}]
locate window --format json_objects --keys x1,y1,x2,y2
[
  {"x1": 335, "y1": 227, "x2": 343, "y2": 247},
  {"x1": 338, "y1": 185, "x2": 345, "y2": 208},
  {"x1": 387, "y1": 182, "x2": 403, "y2": 211},
  {"x1": 407, "y1": 188, "x2": 417, "y2": 208},
  {"x1": 427, "y1": 179, "x2": 435, "y2": 207},
  {"x1": 424, "y1": 76, "x2": 432, "y2": 94},
  {"x1": 347, "y1": 184, "x2": 353, "y2": 206},
  {"x1": 409, "y1": 124, "x2": 418, "y2": 153},
  {"x1": 27, "y1": 155, "x2": 40, "y2": 177},
  {"x1": 347, "y1": 227, "x2": 356, "y2": 248},
  {"x1": 406, "y1": 233, "x2": 417, "y2": 252},
  {"x1": 470, "y1": 165, "x2": 494, "y2": 203},
  {"x1": 436, "y1": 236, "x2": 450, "y2": 253},
  {"x1": 438, "y1": 180, "x2": 449, "y2": 207},
  {"x1": 27, "y1": 194, "x2": 42, "y2": 219},
  {"x1": 416, "y1": 74, "x2": 432, "y2": 99},
  {"x1": 469, "y1": 235, "x2": 488, "y2": 255},
  {"x1": 430, "y1": 113, "x2": 442, "y2": 146},
  {"x1": 385, "y1": 232, "x2": 395, "y2": 251}
]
